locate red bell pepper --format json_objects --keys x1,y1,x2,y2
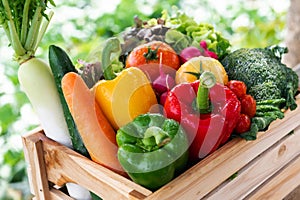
[{"x1": 164, "y1": 72, "x2": 241, "y2": 162}]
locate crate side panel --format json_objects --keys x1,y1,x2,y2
[
  {"x1": 247, "y1": 155, "x2": 300, "y2": 200},
  {"x1": 204, "y1": 125, "x2": 300, "y2": 199}
]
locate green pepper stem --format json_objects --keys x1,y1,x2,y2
[
  {"x1": 196, "y1": 71, "x2": 216, "y2": 114},
  {"x1": 142, "y1": 126, "x2": 171, "y2": 147},
  {"x1": 102, "y1": 37, "x2": 121, "y2": 80}
]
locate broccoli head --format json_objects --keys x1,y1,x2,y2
[
  {"x1": 221, "y1": 46, "x2": 299, "y2": 110},
  {"x1": 248, "y1": 81, "x2": 281, "y2": 101}
]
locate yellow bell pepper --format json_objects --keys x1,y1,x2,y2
[
  {"x1": 92, "y1": 37, "x2": 157, "y2": 130},
  {"x1": 93, "y1": 67, "x2": 157, "y2": 130}
]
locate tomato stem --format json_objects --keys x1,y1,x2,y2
[{"x1": 143, "y1": 45, "x2": 159, "y2": 62}]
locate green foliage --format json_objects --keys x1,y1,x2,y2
[
  {"x1": 183, "y1": 0, "x2": 287, "y2": 49},
  {"x1": 0, "y1": 58, "x2": 37, "y2": 199},
  {"x1": 230, "y1": 6, "x2": 286, "y2": 48}
]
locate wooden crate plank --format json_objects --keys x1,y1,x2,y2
[
  {"x1": 247, "y1": 155, "x2": 300, "y2": 200},
  {"x1": 40, "y1": 134, "x2": 152, "y2": 200},
  {"x1": 22, "y1": 127, "x2": 44, "y2": 196},
  {"x1": 49, "y1": 188, "x2": 74, "y2": 200},
  {"x1": 204, "y1": 125, "x2": 300, "y2": 199},
  {"x1": 145, "y1": 97, "x2": 300, "y2": 200},
  {"x1": 22, "y1": 130, "x2": 51, "y2": 200},
  {"x1": 22, "y1": 135, "x2": 35, "y2": 196}
]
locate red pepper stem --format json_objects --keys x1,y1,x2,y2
[
  {"x1": 197, "y1": 71, "x2": 216, "y2": 114},
  {"x1": 142, "y1": 126, "x2": 171, "y2": 147}
]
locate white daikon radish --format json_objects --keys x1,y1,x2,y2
[{"x1": 0, "y1": 1, "x2": 92, "y2": 199}]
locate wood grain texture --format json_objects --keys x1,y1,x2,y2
[
  {"x1": 204, "y1": 125, "x2": 300, "y2": 199},
  {"x1": 247, "y1": 155, "x2": 300, "y2": 200},
  {"x1": 49, "y1": 188, "x2": 74, "y2": 200},
  {"x1": 22, "y1": 128, "x2": 51, "y2": 200}
]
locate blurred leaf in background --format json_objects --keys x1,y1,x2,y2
[
  {"x1": 0, "y1": 60, "x2": 35, "y2": 199},
  {"x1": 180, "y1": 0, "x2": 288, "y2": 49},
  {"x1": 0, "y1": 0, "x2": 289, "y2": 199}
]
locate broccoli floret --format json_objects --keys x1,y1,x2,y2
[
  {"x1": 221, "y1": 46, "x2": 299, "y2": 110},
  {"x1": 248, "y1": 81, "x2": 281, "y2": 101}
]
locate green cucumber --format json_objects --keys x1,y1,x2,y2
[{"x1": 49, "y1": 45, "x2": 89, "y2": 157}]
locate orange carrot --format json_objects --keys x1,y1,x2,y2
[{"x1": 61, "y1": 72, "x2": 125, "y2": 175}]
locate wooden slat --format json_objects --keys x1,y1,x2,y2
[
  {"x1": 40, "y1": 133, "x2": 152, "y2": 200},
  {"x1": 49, "y1": 188, "x2": 74, "y2": 200},
  {"x1": 247, "y1": 155, "x2": 300, "y2": 200},
  {"x1": 22, "y1": 130, "x2": 51, "y2": 200},
  {"x1": 22, "y1": 134, "x2": 35, "y2": 196},
  {"x1": 145, "y1": 97, "x2": 300, "y2": 200},
  {"x1": 204, "y1": 125, "x2": 300, "y2": 199}
]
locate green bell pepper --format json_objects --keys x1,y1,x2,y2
[{"x1": 116, "y1": 113, "x2": 189, "y2": 191}]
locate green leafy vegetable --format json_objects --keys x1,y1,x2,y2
[
  {"x1": 121, "y1": 8, "x2": 231, "y2": 59},
  {"x1": 164, "y1": 29, "x2": 193, "y2": 53},
  {"x1": 0, "y1": 0, "x2": 55, "y2": 63},
  {"x1": 256, "y1": 98, "x2": 286, "y2": 107},
  {"x1": 78, "y1": 60, "x2": 103, "y2": 89},
  {"x1": 162, "y1": 8, "x2": 231, "y2": 59}
]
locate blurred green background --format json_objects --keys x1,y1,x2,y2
[{"x1": 0, "y1": 0, "x2": 289, "y2": 199}]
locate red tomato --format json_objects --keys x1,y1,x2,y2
[
  {"x1": 227, "y1": 80, "x2": 247, "y2": 99},
  {"x1": 234, "y1": 114, "x2": 251, "y2": 134},
  {"x1": 126, "y1": 41, "x2": 180, "y2": 70},
  {"x1": 240, "y1": 94, "x2": 256, "y2": 118}
]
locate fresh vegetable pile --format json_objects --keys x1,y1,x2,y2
[
  {"x1": 1, "y1": 3, "x2": 299, "y2": 194},
  {"x1": 61, "y1": 10, "x2": 299, "y2": 190}
]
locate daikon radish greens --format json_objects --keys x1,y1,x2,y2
[{"x1": 0, "y1": 1, "x2": 91, "y2": 199}]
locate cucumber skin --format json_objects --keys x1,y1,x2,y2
[{"x1": 49, "y1": 45, "x2": 89, "y2": 157}]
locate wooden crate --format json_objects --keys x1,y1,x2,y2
[{"x1": 22, "y1": 95, "x2": 300, "y2": 200}]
